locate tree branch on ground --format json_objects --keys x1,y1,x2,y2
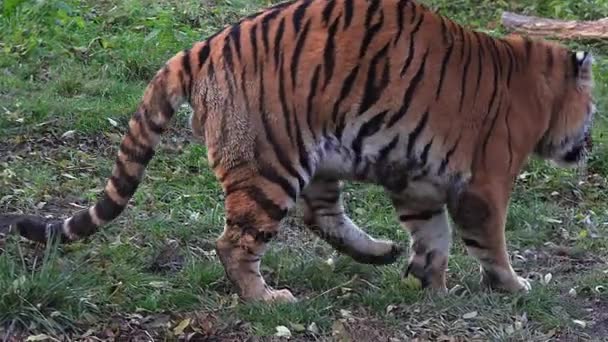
[{"x1": 502, "y1": 11, "x2": 608, "y2": 40}]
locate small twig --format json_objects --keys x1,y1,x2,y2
[
  {"x1": 307, "y1": 275, "x2": 358, "y2": 302},
  {"x1": 358, "y1": 277, "x2": 380, "y2": 290}
]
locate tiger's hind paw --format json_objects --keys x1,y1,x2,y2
[
  {"x1": 261, "y1": 288, "x2": 297, "y2": 303},
  {"x1": 481, "y1": 268, "x2": 532, "y2": 293}
]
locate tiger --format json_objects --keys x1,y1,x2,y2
[{"x1": 13, "y1": 0, "x2": 595, "y2": 303}]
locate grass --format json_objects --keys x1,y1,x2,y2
[{"x1": 1, "y1": 0, "x2": 607, "y2": 340}]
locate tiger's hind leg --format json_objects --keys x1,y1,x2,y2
[
  {"x1": 215, "y1": 170, "x2": 298, "y2": 303},
  {"x1": 300, "y1": 177, "x2": 403, "y2": 264},
  {"x1": 447, "y1": 181, "x2": 531, "y2": 293},
  {"x1": 392, "y1": 197, "x2": 452, "y2": 292}
]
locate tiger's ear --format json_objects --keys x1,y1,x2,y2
[{"x1": 574, "y1": 51, "x2": 593, "y2": 86}]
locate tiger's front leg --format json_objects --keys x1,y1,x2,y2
[{"x1": 448, "y1": 180, "x2": 531, "y2": 293}]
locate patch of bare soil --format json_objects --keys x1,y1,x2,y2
[
  {"x1": 513, "y1": 244, "x2": 607, "y2": 280},
  {"x1": 584, "y1": 298, "x2": 608, "y2": 341}
]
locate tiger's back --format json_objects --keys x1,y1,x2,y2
[{"x1": 15, "y1": 0, "x2": 595, "y2": 302}]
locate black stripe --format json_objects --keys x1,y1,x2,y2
[
  {"x1": 546, "y1": 47, "x2": 554, "y2": 72},
  {"x1": 343, "y1": 0, "x2": 354, "y2": 29},
  {"x1": 332, "y1": 66, "x2": 360, "y2": 123},
  {"x1": 262, "y1": 9, "x2": 283, "y2": 54},
  {"x1": 505, "y1": 107, "x2": 513, "y2": 169},
  {"x1": 524, "y1": 37, "x2": 533, "y2": 58},
  {"x1": 293, "y1": 0, "x2": 311, "y2": 32},
  {"x1": 223, "y1": 35, "x2": 234, "y2": 72},
  {"x1": 377, "y1": 135, "x2": 400, "y2": 163},
  {"x1": 274, "y1": 18, "x2": 286, "y2": 71},
  {"x1": 131, "y1": 111, "x2": 151, "y2": 143},
  {"x1": 140, "y1": 109, "x2": 164, "y2": 135},
  {"x1": 244, "y1": 186, "x2": 287, "y2": 222},
  {"x1": 222, "y1": 38, "x2": 236, "y2": 101},
  {"x1": 438, "y1": 135, "x2": 460, "y2": 175},
  {"x1": 259, "y1": 165, "x2": 298, "y2": 201},
  {"x1": 359, "y1": 42, "x2": 391, "y2": 114},
  {"x1": 240, "y1": 66, "x2": 251, "y2": 113},
  {"x1": 473, "y1": 32, "x2": 484, "y2": 107},
  {"x1": 322, "y1": 15, "x2": 342, "y2": 89},
  {"x1": 119, "y1": 142, "x2": 154, "y2": 165},
  {"x1": 207, "y1": 59, "x2": 215, "y2": 79},
  {"x1": 311, "y1": 193, "x2": 340, "y2": 204},
  {"x1": 178, "y1": 71, "x2": 187, "y2": 101},
  {"x1": 259, "y1": 62, "x2": 265, "y2": 113},
  {"x1": 352, "y1": 110, "x2": 389, "y2": 164},
  {"x1": 359, "y1": 10, "x2": 385, "y2": 58},
  {"x1": 481, "y1": 95, "x2": 504, "y2": 165},
  {"x1": 198, "y1": 44, "x2": 210, "y2": 68},
  {"x1": 435, "y1": 19, "x2": 454, "y2": 100},
  {"x1": 365, "y1": 0, "x2": 381, "y2": 28},
  {"x1": 322, "y1": 0, "x2": 336, "y2": 25},
  {"x1": 503, "y1": 40, "x2": 515, "y2": 87},
  {"x1": 407, "y1": 111, "x2": 429, "y2": 158},
  {"x1": 399, "y1": 209, "x2": 442, "y2": 222},
  {"x1": 394, "y1": 0, "x2": 408, "y2": 46},
  {"x1": 182, "y1": 49, "x2": 192, "y2": 98},
  {"x1": 95, "y1": 193, "x2": 125, "y2": 222},
  {"x1": 481, "y1": 38, "x2": 500, "y2": 127},
  {"x1": 334, "y1": 66, "x2": 361, "y2": 140},
  {"x1": 229, "y1": 25, "x2": 242, "y2": 61},
  {"x1": 250, "y1": 24, "x2": 259, "y2": 74},
  {"x1": 260, "y1": 111, "x2": 305, "y2": 189},
  {"x1": 462, "y1": 238, "x2": 485, "y2": 249},
  {"x1": 456, "y1": 24, "x2": 465, "y2": 62},
  {"x1": 420, "y1": 138, "x2": 433, "y2": 165},
  {"x1": 112, "y1": 159, "x2": 140, "y2": 197},
  {"x1": 293, "y1": 102, "x2": 312, "y2": 177},
  {"x1": 291, "y1": 20, "x2": 311, "y2": 89},
  {"x1": 69, "y1": 211, "x2": 97, "y2": 238},
  {"x1": 399, "y1": 11, "x2": 424, "y2": 77},
  {"x1": 459, "y1": 31, "x2": 472, "y2": 112},
  {"x1": 306, "y1": 65, "x2": 322, "y2": 141},
  {"x1": 278, "y1": 54, "x2": 295, "y2": 146},
  {"x1": 488, "y1": 37, "x2": 503, "y2": 80},
  {"x1": 388, "y1": 49, "x2": 429, "y2": 128}
]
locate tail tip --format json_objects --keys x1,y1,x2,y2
[{"x1": 12, "y1": 216, "x2": 60, "y2": 243}]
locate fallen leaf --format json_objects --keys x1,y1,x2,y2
[
  {"x1": 275, "y1": 325, "x2": 291, "y2": 338},
  {"x1": 572, "y1": 320, "x2": 587, "y2": 328},
  {"x1": 62, "y1": 173, "x2": 77, "y2": 180},
  {"x1": 340, "y1": 309, "x2": 353, "y2": 319},
  {"x1": 462, "y1": 311, "x2": 478, "y2": 319},
  {"x1": 173, "y1": 318, "x2": 191, "y2": 336},
  {"x1": 289, "y1": 322, "x2": 306, "y2": 332},
  {"x1": 61, "y1": 130, "x2": 76, "y2": 139},
  {"x1": 26, "y1": 335, "x2": 58, "y2": 342},
  {"x1": 543, "y1": 273, "x2": 553, "y2": 285},
  {"x1": 307, "y1": 322, "x2": 319, "y2": 334}
]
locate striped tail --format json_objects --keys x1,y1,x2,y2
[{"x1": 14, "y1": 50, "x2": 193, "y2": 244}]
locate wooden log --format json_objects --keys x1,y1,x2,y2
[{"x1": 502, "y1": 11, "x2": 608, "y2": 40}]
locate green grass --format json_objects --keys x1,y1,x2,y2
[{"x1": 1, "y1": 0, "x2": 607, "y2": 340}]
